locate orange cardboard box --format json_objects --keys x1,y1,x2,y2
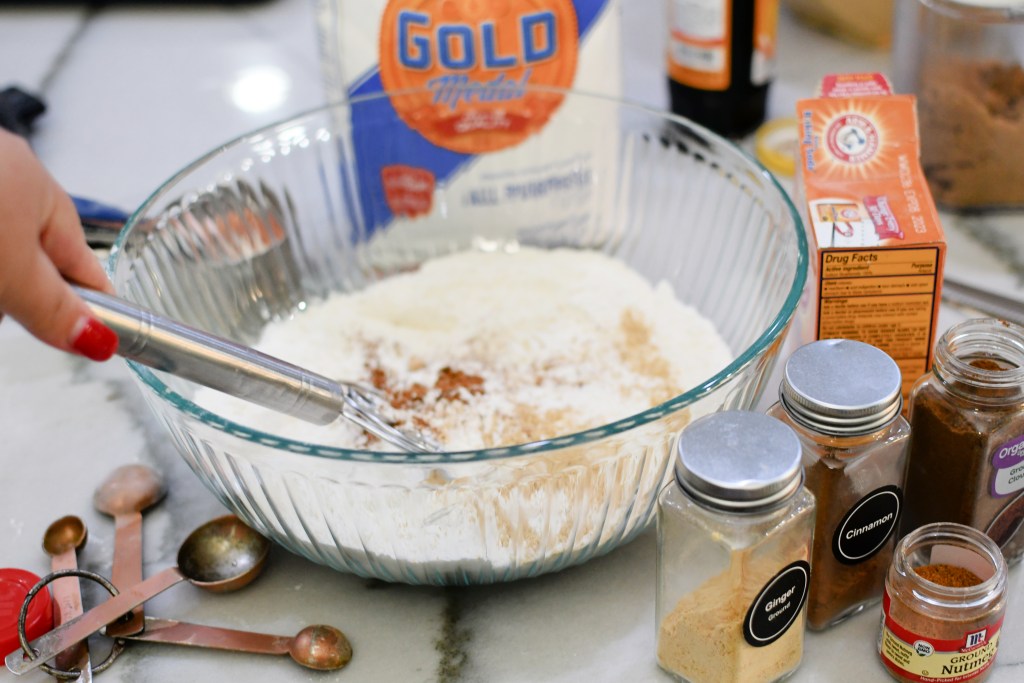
[{"x1": 795, "y1": 73, "x2": 946, "y2": 398}]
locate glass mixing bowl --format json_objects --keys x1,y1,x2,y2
[{"x1": 107, "y1": 88, "x2": 807, "y2": 585}]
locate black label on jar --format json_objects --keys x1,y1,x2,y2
[
  {"x1": 832, "y1": 485, "x2": 902, "y2": 565},
  {"x1": 743, "y1": 560, "x2": 810, "y2": 647}
]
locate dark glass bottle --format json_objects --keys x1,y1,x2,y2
[{"x1": 666, "y1": 0, "x2": 778, "y2": 138}]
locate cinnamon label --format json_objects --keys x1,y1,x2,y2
[{"x1": 832, "y1": 485, "x2": 902, "y2": 565}]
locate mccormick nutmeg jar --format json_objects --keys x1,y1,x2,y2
[
  {"x1": 901, "y1": 318, "x2": 1024, "y2": 565},
  {"x1": 879, "y1": 522, "x2": 1008, "y2": 683},
  {"x1": 767, "y1": 339, "x2": 911, "y2": 631},
  {"x1": 656, "y1": 411, "x2": 815, "y2": 683}
]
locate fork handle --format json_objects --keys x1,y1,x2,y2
[{"x1": 74, "y1": 286, "x2": 343, "y2": 426}]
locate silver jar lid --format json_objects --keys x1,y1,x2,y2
[
  {"x1": 780, "y1": 339, "x2": 902, "y2": 436},
  {"x1": 674, "y1": 411, "x2": 803, "y2": 511}
]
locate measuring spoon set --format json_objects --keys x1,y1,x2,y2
[{"x1": 4, "y1": 465, "x2": 352, "y2": 679}]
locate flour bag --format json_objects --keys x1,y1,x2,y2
[{"x1": 314, "y1": 0, "x2": 623, "y2": 253}]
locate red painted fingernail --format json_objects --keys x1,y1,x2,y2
[{"x1": 70, "y1": 317, "x2": 119, "y2": 361}]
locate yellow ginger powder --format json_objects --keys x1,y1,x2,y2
[{"x1": 657, "y1": 548, "x2": 807, "y2": 683}]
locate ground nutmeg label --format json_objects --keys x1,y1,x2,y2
[{"x1": 879, "y1": 590, "x2": 1002, "y2": 682}]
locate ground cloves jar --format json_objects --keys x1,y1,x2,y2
[
  {"x1": 878, "y1": 522, "x2": 1008, "y2": 682},
  {"x1": 901, "y1": 318, "x2": 1024, "y2": 564},
  {"x1": 767, "y1": 338, "x2": 910, "y2": 631},
  {"x1": 656, "y1": 410, "x2": 815, "y2": 683}
]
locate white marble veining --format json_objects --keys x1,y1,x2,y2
[{"x1": 1, "y1": 2, "x2": 1023, "y2": 682}]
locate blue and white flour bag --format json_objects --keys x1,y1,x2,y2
[{"x1": 314, "y1": 0, "x2": 624, "y2": 259}]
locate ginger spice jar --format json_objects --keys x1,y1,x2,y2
[
  {"x1": 656, "y1": 411, "x2": 815, "y2": 683},
  {"x1": 879, "y1": 522, "x2": 1008, "y2": 683}
]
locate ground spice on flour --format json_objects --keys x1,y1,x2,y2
[{"x1": 195, "y1": 248, "x2": 733, "y2": 578}]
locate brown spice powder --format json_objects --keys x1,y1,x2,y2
[
  {"x1": 970, "y1": 358, "x2": 1010, "y2": 372},
  {"x1": 434, "y1": 367, "x2": 485, "y2": 401},
  {"x1": 617, "y1": 310, "x2": 675, "y2": 405},
  {"x1": 915, "y1": 563, "x2": 983, "y2": 588},
  {"x1": 918, "y1": 59, "x2": 1024, "y2": 209},
  {"x1": 804, "y1": 453, "x2": 896, "y2": 629},
  {"x1": 902, "y1": 379, "x2": 1024, "y2": 561}
]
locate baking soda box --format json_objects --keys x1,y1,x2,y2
[{"x1": 795, "y1": 73, "x2": 946, "y2": 398}]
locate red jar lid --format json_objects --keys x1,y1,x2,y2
[{"x1": 0, "y1": 568, "x2": 53, "y2": 657}]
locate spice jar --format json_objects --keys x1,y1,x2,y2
[
  {"x1": 656, "y1": 411, "x2": 815, "y2": 683},
  {"x1": 767, "y1": 338, "x2": 910, "y2": 631},
  {"x1": 901, "y1": 318, "x2": 1024, "y2": 565},
  {"x1": 878, "y1": 522, "x2": 1008, "y2": 683},
  {"x1": 892, "y1": 0, "x2": 1024, "y2": 211}
]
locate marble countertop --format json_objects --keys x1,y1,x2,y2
[{"x1": 1, "y1": 2, "x2": 1023, "y2": 682}]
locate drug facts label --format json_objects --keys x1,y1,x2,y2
[{"x1": 818, "y1": 247, "x2": 940, "y2": 397}]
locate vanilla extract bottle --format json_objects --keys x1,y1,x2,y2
[{"x1": 666, "y1": 0, "x2": 779, "y2": 138}]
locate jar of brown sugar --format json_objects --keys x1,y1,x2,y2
[
  {"x1": 901, "y1": 318, "x2": 1024, "y2": 565},
  {"x1": 767, "y1": 338, "x2": 910, "y2": 631},
  {"x1": 893, "y1": 0, "x2": 1024, "y2": 211},
  {"x1": 878, "y1": 522, "x2": 1008, "y2": 683}
]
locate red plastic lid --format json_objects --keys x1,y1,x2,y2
[{"x1": 0, "y1": 568, "x2": 53, "y2": 656}]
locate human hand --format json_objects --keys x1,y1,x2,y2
[{"x1": 0, "y1": 128, "x2": 118, "y2": 360}]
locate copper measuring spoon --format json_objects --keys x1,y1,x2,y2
[
  {"x1": 6, "y1": 515, "x2": 269, "y2": 676},
  {"x1": 92, "y1": 464, "x2": 166, "y2": 637},
  {"x1": 110, "y1": 618, "x2": 352, "y2": 671},
  {"x1": 42, "y1": 516, "x2": 92, "y2": 681}
]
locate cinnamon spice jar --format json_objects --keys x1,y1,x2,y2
[
  {"x1": 878, "y1": 522, "x2": 1008, "y2": 683},
  {"x1": 900, "y1": 318, "x2": 1024, "y2": 565},
  {"x1": 767, "y1": 339, "x2": 910, "y2": 631}
]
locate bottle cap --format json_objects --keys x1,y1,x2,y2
[
  {"x1": 754, "y1": 118, "x2": 797, "y2": 177},
  {"x1": 674, "y1": 411, "x2": 803, "y2": 511},
  {"x1": 780, "y1": 339, "x2": 902, "y2": 435},
  {"x1": 0, "y1": 568, "x2": 53, "y2": 657}
]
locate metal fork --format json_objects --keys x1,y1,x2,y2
[{"x1": 75, "y1": 287, "x2": 440, "y2": 453}]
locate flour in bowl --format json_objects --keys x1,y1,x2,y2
[{"x1": 196, "y1": 247, "x2": 732, "y2": 450}]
